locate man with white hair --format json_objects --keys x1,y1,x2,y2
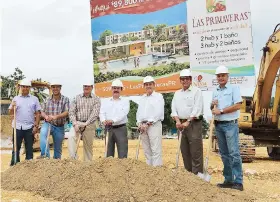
[
  {"x1": 68, "y1": 79, "x2": 101, "y2": 161},
  {"x1": 9, "y1": 79, "x2": 41, "y2": 165},
  {"x1": 136, "y1": 76, "x2": 164, "y2": 166},
  {"x1": 211, "y1": 65, "x2": 243, "y2": 191},
  {"x1": 37, "y1": 80, "x2": 70, "y2": 159},
  {"x1": 99, "y1": 79, "x2": 130, "y2": 158},
  {"x1": 171, "y1": 69, "x2": 204, "y2": 174}
]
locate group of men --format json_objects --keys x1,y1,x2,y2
[{"x1": 9, "y1": 65, "x2": 244, "y2": 191}]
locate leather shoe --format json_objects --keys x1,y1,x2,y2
[
  {"x1": 232, "y1": 183, "x2": 244, "y2": 191},
  {"x1": 217, "y1": 182, "x2": 233, "y2": 188}
]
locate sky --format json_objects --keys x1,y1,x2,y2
[
  {"x1": 91, "y1": 2, "x2": 187, "y2": 40},
  {"x1": 1, "y1": 0, "x2": 280, "y2": 118}
]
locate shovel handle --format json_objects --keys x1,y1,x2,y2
[
  {"x1": 44, "y1": 124, "x2": 51, "y2": 158},
  {"x1": 176, "y1": 130, "x2": 183, "y2": 168},
  {"x1": 13, "y1": 106, "x2": 17, "y2": 164},
  {"x1": 135, "y1": 132, "x2": 141, "y2": 160},
  {"x1": 204, "y1": 105, "x2": 216, "y2": 171}
]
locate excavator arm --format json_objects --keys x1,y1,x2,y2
[{"x1": 253, "y1": 23, "x2": 280, "y2": 125}]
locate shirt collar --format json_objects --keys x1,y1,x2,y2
[
  {"x1": 51, "y1": 94, "x2": 62, "y2": 101},
  {"x1": 181, "y1": 85, "x2": 192, "y2": 92},
  {"x1": 110, "y1": 96, "x2": 122, "y2": 101},
  {"x1": 144, "y1": 91, "x2": 155, "y2": 97},
  {"x1": 82, "y1": 93, "x2": 92, "y2": 98},
  {"x1": 217, "y1": 83, "x2": 230, "y2": 90},
  {"x1": 20, "y1": 94, "x2": 31, "y2": 97}
]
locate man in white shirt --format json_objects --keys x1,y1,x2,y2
[
  {"x1": 99, "y1": 79, "x2": 130, "y2": 158},
  {"x1": 136, "y1": 76, "x2": 165, "y2": 166},
  {"x1": 171, "y1": 69, "x2": 204, "y2": 174}
]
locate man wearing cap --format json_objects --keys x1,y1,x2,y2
[
  {"x1": 99, "y1": 79, "x2": 130, "y2": 158},
  {"x1": 37, "y1": 80, "x2": 70, "y2": 159},
  {"x1": 171, "y1": 69, "x2": 204, "y2": 174},
  {"x1": 9, "y1": 79, "x2": 41, "y2": 165},
  {"x1": 211, "y1": 65, "x2": 243, "y2": 191},
  {"x1": 136, "y1": 76, "x2": 164, "y2": 166},
  {"x1": 68, "y1": 79, "x2": 101, "y2": 161}
]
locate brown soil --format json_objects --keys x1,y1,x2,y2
[
  {"x1": 1, "y1": 139, "x2": 280, "y2": 201},
  {"x1": 1, "y1": 158, "x2": 256, "y2": 202}
]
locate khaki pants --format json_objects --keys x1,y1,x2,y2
[
  {"x1": 141, "y1": 121, "x2": 163, "y2": 166},
  {"x1": 180, "y1": 120, "x2": 203, "y2": 174},
  {"x1": 68, "y1": 124, "x2": 96, "y2": 161}
]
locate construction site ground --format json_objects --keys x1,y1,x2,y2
[{"x1": 1, "y1": 139, "x2": 280, "y2": 202}]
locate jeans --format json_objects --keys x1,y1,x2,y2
[
  {"x1": 10, "y1": 128, "x2": 34, "y2": 166},
  {"x1": 215, "y1": 122, "x2": 243, "y2": 184},
  {"x1": 40, "y1": 122, "x2": 65, "y2": 159}
]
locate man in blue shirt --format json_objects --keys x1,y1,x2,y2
[{"x1": 211, "y1": 65, "x2": 244, "y2": 191}]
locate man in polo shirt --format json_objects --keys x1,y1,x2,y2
[
  {"x1": 99, "y1": 79, "x2": 130, "y2": 158},
  {"x1": 68, "y1": 79, "x2": 101, "y2": 161},
  {"x1": 9, "y1": 79, "x2": 41, "y2": 166},
  {"x1": 37, "y1": 80, "x2": 70, "y2": 159},
  {"x1": 136, "y1": 76, "x2": 165, "y2": 166},
  {"x1": 211, "y1": 65, "x2": 244, "y2": 191},
  {"x1": 171, "y1": 69, "x2": 204, "y2": 174}
]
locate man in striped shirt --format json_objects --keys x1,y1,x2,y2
[
  {"x1": 38, "y1": 80, "x2": 70, "y2": 159},
  {"x1": 68, "y1": 79, "x2": 101, "y2": 161}
]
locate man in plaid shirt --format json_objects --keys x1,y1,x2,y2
[
  {"x1": 68, "y1": 79, "x2": 101, "y2": 161},
  {"x1": 38, "y1": 80, "x2": 70, "y2": 159}
]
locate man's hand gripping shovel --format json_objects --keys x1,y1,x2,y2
[
  {"x1": 197, "y1": 105, "x2": 216, "y2": 182},
  {"x1": 135, "y1": 122, "x2": 152, "y2": 160},
  {"x1": 104, "y1": 125, "x2": 111, "y2": 158}
]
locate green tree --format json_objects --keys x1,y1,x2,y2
[
  {"x1": 155, "y1": 24, "x2": 167, "y2": 36},
  {"x1": 143, "y1": 24, "x2": 155, "y2": 30},
  {"x1": 121, "y1": 35, "x2": 129, "y2": 42},
  {"x1": 129, "y1": 36, "x2": 139, "y2": 41},
  {"x1": 99, "y1": 30, "x2": 113, "y2": 45},
  {"x1": 1, "y1": 67, "x2": 25, "y2": 98},
  {"x1": 92, "y1": 41, "x2": 102, "y2": 62},
  {"x1": 162, "y1": 93, "x2": 175, "y2": 132},
  {"x1": 31, "y1": 78, "x2": 49, "y2": 103},
  {"x1": 127, "y1": 100, "x2": 138, "y2": 130}
]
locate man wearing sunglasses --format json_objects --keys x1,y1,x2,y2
[
  {"x1": 171, "y1": 69, "x2": 204, "y2": 174},
  {"x1": 68, "y1": 79, "x2": 101, "y2": 161},
  {"x1": 136, "y1": 76, "x2": 165, "y2": 166},
  {"x1": 99, "y1": 79, "x2": 130, "y2": 158},
  {"x1": 38, "y1": 80, "x2": 70, "y2": 159}
]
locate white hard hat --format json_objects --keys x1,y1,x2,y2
[
  {"x1": 83, "y1": 79, "x2": 94, "y2": 86},
  {"x1": 111, "y1": 79, "x2": 123, "y2": 87},
  {"x1": 19, "y1": 79, "x2": 31, "y2": 86},
  {"x1": 215, "y1": 65, "x2": 229, "y2": 74},
  {"x1": 50, "y1": 80, "x2": 62, "y2": 86},
  {"x1": 143, "y1": 76, "x2": 155, "y2": 83},
  {"x1": 180, "y1": 69, "x2": 192, "y2": 77}
]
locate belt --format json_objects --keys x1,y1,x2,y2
[
  {"x1": 179, "y1": 119, "x2": 201, "y2": 122},
  {"x1": 112, "y1": 123, "x2": 126, "y2": 129},
  {"x1": 214, "y1": 119, "x2": 238, "y2": 124}
]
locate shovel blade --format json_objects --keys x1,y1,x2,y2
[{"x1": 197, "y1": 172, "x2": 211, "y2": 182}]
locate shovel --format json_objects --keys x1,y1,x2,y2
[
  {"x1": 43, "y1": 124, "x2": 51, "y2": 158},
  {"x1": 74, "y1": 126, "x2": 86, "y2": 159},
  {"x1": 13, "y1": 105, "x2": 17, "y2": 165},
  {"x1": 198, "y1": 107, "x2": 216, "y2": 182},
  {"x1": 135, "y1": 129, "x2": 142, "y2": 160},
  {"x1": 175, "y1": 129, "x2": 183, "y2": 169},
  {"x1": 104, "y1": 126, "x2": 110, "y2": 158}
]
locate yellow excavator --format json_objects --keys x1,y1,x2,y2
[
  {"x1": 212, "y1": 24, "x2": 280, "y2": 162},
  {"x1": 239, "y1": 23, "x2": 280, "y2": 160}
]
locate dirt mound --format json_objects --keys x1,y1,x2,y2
[{"x1": 1, "y1": 158, "x2": 255, "y2": 202}]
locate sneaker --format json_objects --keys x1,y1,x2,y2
[
  {"x1": 232, "y1": 183, "x2": 244, "y2": 191},
  {"x1": 217, "y1": 182, "x2": 233, "y2": 188}
]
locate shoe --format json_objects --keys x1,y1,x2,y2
[
  {"x1": 232, "y1": 183, "x2": 244, "y2": 191},
  {"x1": 217, "y1": 182, "x2": 233, "y2": 188}
]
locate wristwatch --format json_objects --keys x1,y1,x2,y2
[{"x1": 220, "y1": 109, "x2": 224, "y2": 114}]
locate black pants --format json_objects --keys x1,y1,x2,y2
[
  {"x1": 106, "y1": 125, "x2": 128, "y2": 158},
  {"x1": 180, "y1": 120, "x2": 203, "y2": 174},
  {"x1": 10, "y1": 128, "x2": 34, "y2": 166}
]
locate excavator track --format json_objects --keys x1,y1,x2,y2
[{"x1": 211, "y1": 134, "x2": 256, "y2": 163}]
